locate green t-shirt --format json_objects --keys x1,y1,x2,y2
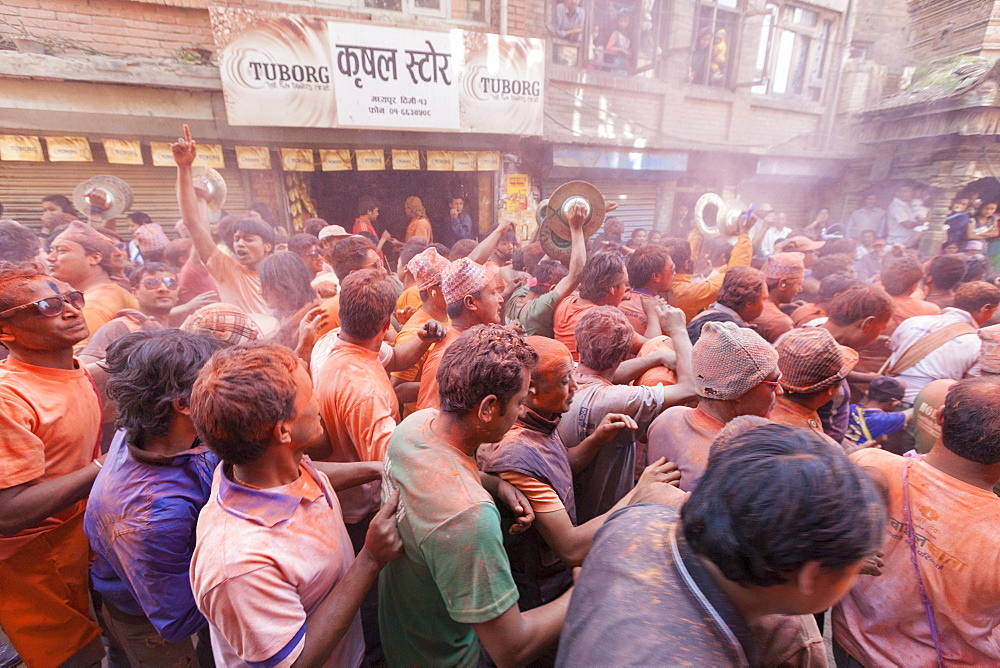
[
  {"x1": 506, "y1": 286, "x2": 562, "y2": 338},
  {"x1": 379, "y1": 409, "x2": 519, "y2": 667}
]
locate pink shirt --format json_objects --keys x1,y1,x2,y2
[{"x1": 190, "y1": 458, "x2": 363, "y2": 667}]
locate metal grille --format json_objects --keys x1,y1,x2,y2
[{"x1": 0, "y1": 160, "x2": 248, "y2": 237}]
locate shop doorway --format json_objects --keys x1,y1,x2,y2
[{"x1": 311, "y1": 170, "x2": 482, "y2": 246}]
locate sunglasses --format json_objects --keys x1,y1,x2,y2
[
  {"x1": 0, "y1": 290, "x2": 86, "y2": 319},
  {"x1": 759, "y1": 372, "x2": 783, "y2": 390},
  {"x1": 140, "y1": 276, "x2": 178, "y2": 290}
]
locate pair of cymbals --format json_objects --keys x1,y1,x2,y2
[
  {"x1": 537, "y1": 181, "x2": 605, "y2": 263},
  {"x1": 73, "y1": 175, "x2": 133, "y2": 220}
]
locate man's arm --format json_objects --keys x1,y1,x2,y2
[
  {"x1": 0, "y1": 461, "x2": 101, "y2": 536},
  {"x1": 172, "y1": 125, "x2": 217, "y2": 266},
  {"x1": 472, "y1": 592, "x2": 571, "y2": 668},
  {"x1": 385, "y1": 320, "x2": 447, "y2": 372},
  {"x1": 566, "y1": 413, "x2": 638, "y2": 474},
  {"x1": 468, "y1": 220, "x2": 515, "y2": 265},
  {"x1": 660, "y1": 308, "x2": 695, "y2": 407},
  {"x1": 544, "y1": 201, "x2": 589, "y2": 301},
  {"x1": 311, "y1": 461, "x2": 382, "y2": 492},
  {"x1": 291, "y1": 493, "x2": 402, "y2": 667}
]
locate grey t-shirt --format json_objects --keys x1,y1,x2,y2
[{"x1": 556, "y1": 375, "x2": 664, "y2": 523}]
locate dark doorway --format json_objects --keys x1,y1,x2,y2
[{"x1": 311, "y1": 169, "x2": 481, "y2": 246}]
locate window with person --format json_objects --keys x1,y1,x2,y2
[
  {"x1": 751, "y1": 3, "x2": 836, "y2": 101},
  {"x1": 690, "y1": 0, "x2": 739, "y2": 86}
]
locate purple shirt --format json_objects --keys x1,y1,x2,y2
[{"x1": 84, "y1": 429, "x2": 218, "y2": 641}]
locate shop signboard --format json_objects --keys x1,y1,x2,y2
[
  {"x1": 210, "y1": 7, "x2": 544, "y2": 135},
  {"x1": 236, "y1": 146, "x2": 272, "y2": 170},
  {"x1": 281, "y1": 148, "x2": 315, "y2": 171},
  {"x1": 103, "y1": 139, "x2": 144, "y2": 165},
  {"x1": 356, "y1": 149, "x2": 386, "y2": 171},
  {"x1": 452, "y1": 151, "x2": 476, "y2": 171},
  {"x1": 0, "y1": 135, "x2": 44, "y2": 162},
  {"x1": 193, "y1": 144, "x2": 226, "y2": 169},
  {"x1": 391, "y1": 150, "x2": 420, "y2": 170},
  {"x1": 45, "y1": 137, "x2": 93, "y2": 162},
  {"x1": 426, "y1": 150, "x2": 453, "y2": 171},
  {"x1": 477, "y1": 151, "x2": 500, "y2": 171},
  {"x1": 321, "y1": 149, "x2": 353, "y2": 171},
  {"x1": 149, "y1": 142, "x2": 175, "y2": 167},
  {"x1": 505, "y1": 174, "x2": 529, "y2": 210}
]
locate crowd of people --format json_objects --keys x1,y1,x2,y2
[{"x1": 1, "y1": 127, "x2": 999, "y2": 668}]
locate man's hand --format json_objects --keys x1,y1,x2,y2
[
  {"x1": 656, "y1": 349, "x2": 677, "y2": 370},
  {"x1": 636, "y1": 457, "x2": 682, "y2": 489},
  {"x1": 605, "y1": 200, "x2": 619, "y2": 213},
  {"x1": 171, "y1": 124, "x2": 197, "y2": 167},
  {"x1": 362, "y1": 490, "x2": 404, "y2": 566},
  {"x1": 655, "y1": 302, "x2": 687, "y2": 334},
  {"x1": 738, "y1": 211, "x2": 757, "y2": 235},
  {"x1": 296, "y1": 306, "x2": 330, "y2": 354},
  {"x1": 313, "y1": 279, "x2": 338, "y2": 299},
  {"x1": 496, "y1": 480, "x2": 534, "y2": 534},
  {"x1": 566, "y1": 199, "x2": 588, "y2": 229},
  {"x1": 859, "y1": 550, "x2": 885, "y2": 577},
  {"x1": 592, "y1": 413, "x2": 638, "y2": 447},
  {"x1": 450, "y1": 206, "x2": 459, "y2": 219},
  {"x1": 642, "y1": 294, "x2": 666, "y2": 318},
  {"x1": 85, "y1": 188, "x2": 109, "y2": 211},
  {"x1": 184, "y1": 290, "x2": 219, "y2": 312},
  {"x1": 417, "y1": 319, "x2": 448, "y2": 343},
  {"x1": 506, "y1": 319, "x2": 526, "y2": 335},
  {"x1": 395, "y1": 305, "x2": 416, "y2": 326}
]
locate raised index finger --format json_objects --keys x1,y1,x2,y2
[{"x1": 183, "y1": 124, "x2": 192, "y2": 142}]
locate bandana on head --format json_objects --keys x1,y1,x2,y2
[
  {"x1": 407, "y1": 247, "x2": 450, "y2": 291},
  {"x1": 441, "y1": 257, "x2": 490, "y2": 305},
  {"x1": 526, "y1": 335, "x2": 573, "y2": 378}
]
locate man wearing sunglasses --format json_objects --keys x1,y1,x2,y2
[
  {"x1": 0, "y1": 263, "x2": 107, "y2": 666},
  {"x1": 78, "y1": 262, "x2": 181, "y2": 363}
]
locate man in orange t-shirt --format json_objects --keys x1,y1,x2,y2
[
  {"x1": 315, "y1": 235, "x2": 385, "y2": 337},
  {"x1": 416, "y1": 258, "x2": 504, "y2": 411},
  {"x1": 47, "y1": 221, "x2": 138, "y2": 350},
  {"x1": 0, "y1": 265, "x2": 106, "y2": 666},
  {"x1": 833, "y1": 377, "x2": 1000, "y2": 666},
  {"x1": 174, "y1": 128, "x2": 273, "y2": 326},
  {"x1": 752, "y1": 252, "x2": 803, "y2": 344},
  {"x1": 553, "y1": 252, "x2": 655, "y2": 361}
]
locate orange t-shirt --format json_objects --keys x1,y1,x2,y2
[
  {"x1": 833, "y1": 450, "x2": 1000, "y2": 665},
  {"x1": 313, "y1": 339, "x2": 398, "y2": 524},
  {"x1": 497, "y1": 471, "x2": 565, "y2": 513},
  {"x1": 405, "y1": 217, "x2": 433, "y2": 243},
  {"x1": 315, "y1": 294, "x2": 341, "y2": 338},
  {"x1": 415, "y1": 327, "x2": 462, "y2": 411},
  {"x1": 205, "y1": 250, "x2": 270, "y2": 319},
  {"x1": 392, "y1": 309, "x2": 451, "y2": 383},
  {"x1": 0, "y1": 357, "x2": 100, "y2": 560},
  {"x1": 396, "y1": 285, "x2": 423, "y2": 325},
  {"x1": 753, "y1": 299, "x2": 794, "y2": 344},
  {"x1": 636, "y1": 335, "x2": 678, "y2": 387},
  {"x1": 554, "y1": 295, "x2": 641, "y2": 362},
  {"x1": 618, "y1": 291, "x2": 649, "y2": 334},
  {"x1": 78, "y1": 282, "x2": 138, "y2": 351}
]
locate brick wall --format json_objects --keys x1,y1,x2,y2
[
  {"x1": 906, "y1": 0, "x2": 992, "y2": 61},
  {"x1": 0, "y1": 0, "x2": 537, "y2": 62}
]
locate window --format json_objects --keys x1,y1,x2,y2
[
  {"x1": 691, "y1": 1, "x2": 740, "y2": 86},
  {"x1": 549, "y1": 0, "x2": 671, "y2": 79},
  {"x1": 751, "y1": 4, "x2": 836, "y2": 101},
  {"x1": 362, "y1": 0, "x2": 447, "y2": 16}
]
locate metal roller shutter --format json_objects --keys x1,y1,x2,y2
[
  {"x1": 542, "y1": 177, "x2": 659, "y2": 239},
  {"x1": 0, "y1": 159, "x2": 248, "y2": 237}
]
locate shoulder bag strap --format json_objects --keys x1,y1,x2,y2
[
  {"x1": 902, "y1": 462, "x2": 944, "y2": 668},
  {"x1": 886, "y1": 322, "x2": 976, "y2": 377}
]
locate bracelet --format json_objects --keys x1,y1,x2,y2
[{"x1": 93, "y1": 459, "x2": 103, "y2": 470}]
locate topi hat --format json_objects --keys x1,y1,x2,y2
[
  {"x1": 441, "y1": 257, "x2": 491, "y2": 305},
  {"x1": 766, "y1": 252, "x2": 806, "y2": 280},
  {"x1": 775, "y1": 328, "x2": 858, "y2": 394},
  {"x1": 692, "y1": 321, "x2": 779, "y2": 400},
  {"x1": 133, "y1": 223, "x2": 169, "y2": 254},
  {"x1": 408, "y1": 247, "x2": 450, "y2": 291}
]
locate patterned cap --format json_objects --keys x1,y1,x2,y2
[
  {"x1": 692, "y1": 321, "x2": 779, "y2": 400},
  {"x1": 180, "y1": 303, "x2": 262, "y2": 347},
  {"x1": 407, "y1": 247, "x2": 450, "y2": 291},
  {"x1": 979, "y1": 323, "x2": 1000, "y2": 374},
  {"x1": 55, "y1": 221, "x2": 114, "y2": 260},
  {"x1": 133, "y1": 223, "x2": 169, "y2": 253},
  {"x1": 765, "y1": 252, "x2": 806, "y2": 280},
  {"x1": 775, "y1": 328, "x2": 858, "y2": 393},
  {"x1": 441, "y1": 257, "x2": 490, "y2": 305}
]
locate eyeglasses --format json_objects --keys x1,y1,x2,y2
[
  {"x1": 759, "y1": 373, "x2": 783, "y2": 390},
  {"x1": 305, "y1": 250, "x2": 322, "y2": 258},
  {"x1": 140, "y1": 276, "x2": 178, "y2": 290},
  {"x1": 0, "y1": 290, "x2": 86, "y2": 319}
]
